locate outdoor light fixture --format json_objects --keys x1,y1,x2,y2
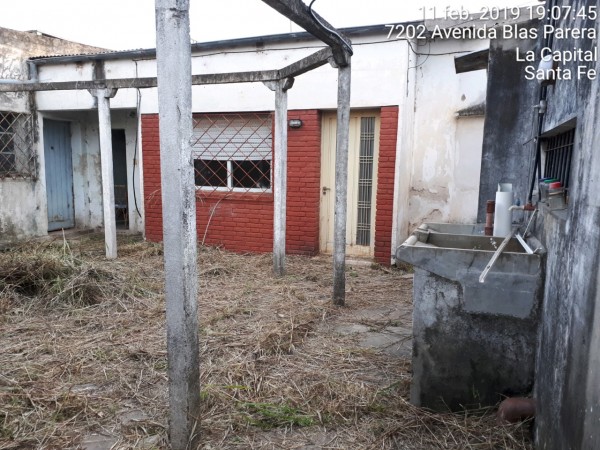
[{"x1": 288, "y1": 119, "x2": 303, "y2": 129}]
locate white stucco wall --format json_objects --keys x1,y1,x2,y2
[
  {"x1": 0, "y1": 173, "x2": 47, "y2": 243},
  {"x1": 407, "y1": 37, "x2": 487, "y2": 232},
  {"x1": 15, "y1": 30, "x2": 489, "y2": 248},
  {"x1": 0, "y1": 46, "x2": 38, "y2": 243},
  {"x1": 35, "y1": 35, "x2": 409, "y2": 112},
  {"x1": 55, "y1": 109, "x2": 141, "y2": 233},
  {"x1": 31, "y1": 33, "x2": 412, "y2": 241},
  {"x1": 0, "y1": 28, "x2": 107, "y2": 243}
]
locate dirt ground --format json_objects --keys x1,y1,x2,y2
[{"x1": 0, "y1": 234, "x2": 532, "y2": 449}]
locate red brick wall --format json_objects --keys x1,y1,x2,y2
[
  {"x1": 142, "y1": 110, "x2": 322, "y2": 255},
  {"x1": 142, "y1": 107, "x2": 398, "y2": 264},
  {"x1": 141, "y1": 114, "x2": 163, "y2": 242},
  {"x1": 374, "y1": 106, "x2": 399, "y2": 265},
  {"x1": 285, "y1": 110, "x2": 321, "y2": 254},
  {"x1": 196, "y1": 192, "x2": 274, "y2": 253}
]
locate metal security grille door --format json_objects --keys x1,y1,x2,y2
[
  {"x1": 320, "y1": 111, "x2": 380, "y2": 256},
  {"x1": 44, "y1": 119, "x2": 75, "y2": 231}
]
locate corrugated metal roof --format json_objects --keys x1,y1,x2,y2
[
  {"x1": 30, "y1": 47, "x2": 141, "y2": 60},
  {"x1": 28, "y1": 23, "x2": 399, "y2": 65}
]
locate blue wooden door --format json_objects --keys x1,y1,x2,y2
[{"x1": 44, "y1": 119, "x2": 75, "y2": 231}]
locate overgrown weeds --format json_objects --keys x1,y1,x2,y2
[
  {"x1": 0, "y1": 234, "x2": 533, "y2": 449},
  {"x1": 0, "y1": 240, "x2": 139, "y2": 308}
]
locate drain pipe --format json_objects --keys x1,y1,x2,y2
[
  {"x1": 526, "y1": 0, "x2": 557, "y2": 207},
  {"x1": 0, "y1": 61, "x2": 39, "y2": 84},
  {"x1": 27, "y1": 61, "x2": 39, "y2": 82},
  {"x1": 526, "y1": 93, "x2": 547, "y2": 207}
]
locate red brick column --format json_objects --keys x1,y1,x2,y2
[
  {"x1": 141, "y1": 114, "x2": 163, "y2": 242},
  {"x1": 286, "y1": 110, "x2": 321, "y2": 255},
  {"x1": 374, "y1": 106, "x2": 399, "y2": 265}
]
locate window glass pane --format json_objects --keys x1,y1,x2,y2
[
  {"x1": 0, "y1": 153, "x2": 16, "y2": 174},
  {"x1": 232, "y1": 160, "x2": 271, "y2": 189},
  {"x1": 543, "y1": 129, "x2": 574, "y2": 189},
  {"x1": 194, "y1": 159, "x2": 227, "y2": 187},
  {"x1": 0, "y1": 112, "x2": 35, "y2": 179},
  {"x1": 191, "y1": 113, "x2": 272, "y2": 192}
]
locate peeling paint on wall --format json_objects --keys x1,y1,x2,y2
[
  {"x1": 409, "y1": 38, "x2": 487, "y2": 232},
  {"x1": 0, "y1": 27, "x2": 108, "y2": 244}
]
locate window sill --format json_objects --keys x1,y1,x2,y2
[
  {"x1": 0, "y1": 175, "x2": 37, "y2": 181},
  {"x1": 195, "y1": 189, "x2": 273, "y2": 203},
  {"x1": 539, "y1": 201, "x2": 568, "y2": 223}
]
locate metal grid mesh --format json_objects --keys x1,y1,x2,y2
[
  {"x1": 356, "y1": 117, "x2": 375, "y2": 246},
  {"x1": 192, "y1": 113, "x2": 273, "y2": 193},
  {"x1": 544, "y1": 128, "x2": 574, "y2": 189},
  {"x1": 0, "y1": 111, "x2": 36, "y2": 180}
]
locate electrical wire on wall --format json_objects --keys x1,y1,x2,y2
[
  {"x1": 132, "y1": 61, "x2": 142, "y2": 218},
  {"x1": 527, "y1": 0, "x2": 556, "y2": 205},
  {"x1": 308, "y1": 0, "x2": 353, "y2": 56}
]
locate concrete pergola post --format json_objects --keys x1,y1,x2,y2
[
  {"x1": 89, "y1": 88, "x2": 118, "y2": 259},
  {"x1": 155, "y1": 0, "x2": 200, "y2": 448},
  {"x1": 333, "y1": 62, "x2": 352, "y2": 306},
  {"x1": 265, "y1": 77, "x2": 294, "y2": 276}
]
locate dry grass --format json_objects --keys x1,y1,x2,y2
[{"x1": 0, "y1": 235, "x2": 533, "y2": 449}]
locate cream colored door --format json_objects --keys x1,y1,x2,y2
[{"x1": 319, "y1": 110, "x2": 380, "y2": 257}]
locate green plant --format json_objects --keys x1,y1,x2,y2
[{"x1": 238, "y1": 402, "x2": 314, "y2": 429}]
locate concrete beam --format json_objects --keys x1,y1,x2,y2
[
  {"x1": 0, "y1": 47, "x2": 331, "y2": 93},
  {"x1": 0, "y1": 71, "x2": 280, "y2": 92},
  {"x1": 89, "y1": 88, "x2": 118, "y2": 259},
  {"x1": 279, "y1": 47, "x2": 333, "y2": 79},
  {"x1": 454, "y1": 49, "x2": 489, "y2": 74},
  {"x1": 260, "y1": 0, "x2": 352, "y2": 66},
  {"x1": 155, "y1": 0, "x2": 200, "y2": 448}
]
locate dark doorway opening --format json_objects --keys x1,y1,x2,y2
[{"x1": 112, "y1": 129, "x2": 128, "y2": 229}]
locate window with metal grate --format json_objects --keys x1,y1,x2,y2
[
  {"x1": 192, "y1": 113, "x2": 272, "y2": 193},
  {"x1": 543, "y1": 128, "x2": 575, "y2": 190},
  {"x1": 0, "y1": 112, "x2": 36, "y2": 180}
]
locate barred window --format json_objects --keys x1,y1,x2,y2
[
  {"x1": 543, "y1": 128, "x2": 574, "y2": 190},
  {"x1": 192, "y1": 113, "x2": 272, "y2": 192},
  {"x1": 0, "y1": 112, "x2": 36, "y2": 180}
]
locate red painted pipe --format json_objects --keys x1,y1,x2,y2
[
  {"x1": 485, "y1": 200, "x2": 495, "y2": 236},
  {"x1": 497, "y1": 397, "x2": 536, "y2": 423}
]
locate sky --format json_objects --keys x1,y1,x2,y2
[{"x1": 0, "y1": 0, "x2": 539, "y2": 51}]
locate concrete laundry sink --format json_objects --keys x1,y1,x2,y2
[{"x1": 396, "y1": 222, "x2": 545, "y2": 411}]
